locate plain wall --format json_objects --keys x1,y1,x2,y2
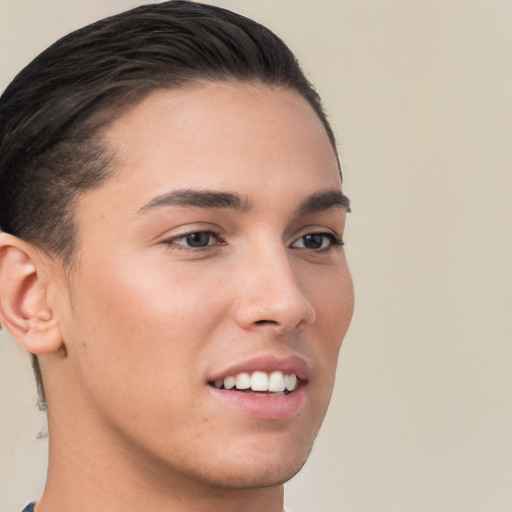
[{"x1": 1, "y1": 1, "x2": 511, "y2": 511}]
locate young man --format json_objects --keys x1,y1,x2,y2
[{"x1": 0, "y1": 2, "x2": 354, "y2": 511}]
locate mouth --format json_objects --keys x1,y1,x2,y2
[
  {"x1": 208, "y1": 371, "x2": 298, "y2": 396},
  {"x1": 206, "y1": 355, "x2": 308, "y2": 419}
]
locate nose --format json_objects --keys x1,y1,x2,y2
[{"x1": 233, "y1": 243, "x2": 316, "y2": 334}]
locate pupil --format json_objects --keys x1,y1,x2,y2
[
  {"x1": 186, "y1": 232, "x2": 210, "y2": 247},
  {"x1": 304, "y1": 234, "x2": 323, "y2": 249}
]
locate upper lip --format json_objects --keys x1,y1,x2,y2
[{"x1": 208, "y1": 354, "x2": 310, "y2": 382}]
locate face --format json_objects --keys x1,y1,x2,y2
[{"x1": 52, "y1": 83, "x2": 353, "y2": 489}]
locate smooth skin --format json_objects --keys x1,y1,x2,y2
[{"x1": 0, "y1": 83, "x2": 354, "y2": 512}]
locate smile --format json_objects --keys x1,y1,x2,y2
[
  {"x1": 211, "y1": 371, "x2": 298, "y2": 394},
  {"x1": 207, "y1": 354, "x2": 309, "y2": 418}
]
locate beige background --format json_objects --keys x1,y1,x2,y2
[{"x1": 1, "y1": 1, "x2": 511, "y2": 511}]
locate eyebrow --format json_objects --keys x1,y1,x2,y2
[
  {"x1": 296, "y1": 189, "x2": 351, "y2": 215},
  {"x1": 138, "y1": 189, "x2": 252, "y2": 213},
  {"x1": 137, "y1": 187, "x2": 350, "y2": 215}
]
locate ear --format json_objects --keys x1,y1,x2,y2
[{"x1": 0, "y1": 233, "x2": 63, "y2": 354}]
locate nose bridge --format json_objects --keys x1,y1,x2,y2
[{"x1": 234, "y1": 236, "x2": 316, "y2": 331}]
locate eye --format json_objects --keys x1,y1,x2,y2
[
  {"x1": 165, "y1": 230, "x2": 222, "y2": 249},
  {"x1": 291, "y1": 232, "x2": 343, "y2": 251}
]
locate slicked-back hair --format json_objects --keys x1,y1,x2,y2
[{"x1": 0, "y1": 0, "x2": 341, "y2": 407}]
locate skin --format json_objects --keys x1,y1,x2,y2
[{"x1": 1, "y1": 83, "x2": 353, "y2": 512}]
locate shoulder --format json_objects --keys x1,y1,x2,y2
[{"x1": 21, "y1": 503, "x2": 35, "y2": 512}]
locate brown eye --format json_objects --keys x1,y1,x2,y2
[
  {"x1": 291, "y1": 232, "x2": 343, "y2": 251},
  {"x1": 302, "y1": 234, "x2": 324, "y2": 249},
  {"x1": 185, "y1": 232, "x2": 212, "y2": 247},
  {"x1": 166, "y1": 230, "x2": 220, "y2": 249}
]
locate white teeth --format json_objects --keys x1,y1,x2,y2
[
  {"x1": 235, "y1": 373, "x2": 251, "y2": 390},
  {"x1": 215, "y1": 371, "x2": 298, "y2": 392},
  {"x1": 284, "y1": 373, "x2": 297, "y2": 392},
  {"x1": 268, "y1": 371, "x2": 286, "y2": 392},
  {"x1": 251, "y1": 371, "x2": 269, "y2": 391},
  {"x1": 223, "y1": 376, "x2": 236, "y2": 390}
]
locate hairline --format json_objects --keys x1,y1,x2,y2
[{"x1": 49, "y1": 79, "x2": 342, "y2": 270}]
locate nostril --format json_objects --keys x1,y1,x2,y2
[{"x1": 254, "y1": 319, "x2": 279, "y2": 325}]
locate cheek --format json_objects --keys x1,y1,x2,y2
[
  {"x1": 308, "y1": 262, "x2": 354, "y2": 336},
  {"x1": 57, "y1": 260, "x2": 234, "y2": 445},
  {"x1": 63, "y1": 258, "x2": 230, "y2": 391},
  {"x1": 305, "y1": 263, "x2": 354, "y2": 383}
]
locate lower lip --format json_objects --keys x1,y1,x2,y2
[{"x1": 208, "y1": 383, "x2": 307, "y2": 420}]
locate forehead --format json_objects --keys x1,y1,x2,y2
[{"x1": 79, "y1": 83, "x2": 341, "y2": 223}]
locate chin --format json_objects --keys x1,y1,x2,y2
[{"x1": 189, "y1": 438, "x2": 315, "y2": 490}]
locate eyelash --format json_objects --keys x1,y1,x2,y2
[
  {"x1": 163, "y1": 230, "x2": 344, "y2": 252},
  {"x1": 163, "y1": 230, "x2": 221, "y2": 250},
  {"x1": 291, "y1": 232, "x2": 344, "y2": 252}
]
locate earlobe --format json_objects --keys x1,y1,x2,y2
[{"x1": 0, "y1": 233, "x2": 63, "y2": 354}]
